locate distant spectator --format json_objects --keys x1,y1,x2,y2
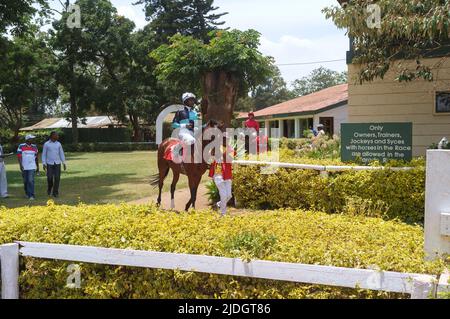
[
  {"x1": 244, "y1": 112, "x2": 260, "y2": 133},
  {"x1": 0, "y1": 138, "x2": 13, "y2": 198},
  {"x1": 42, "y1": 131, "x2": 66, "y2": 198},
  {"x1": 317, "y1": 124, "x2": 326, "y2": 137},
  {"x1": 17, "y1": 135, "x2": 39, "y2": 200},
  {"x1": 245, "y1": 112, "x2": 260, "y2": 155},
  {"x1": 310, "y1": 127, "x2": 318, "y2": 137}
]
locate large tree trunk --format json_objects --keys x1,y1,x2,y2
[
  {"x1": 128, "y1": 112, "x2": 142, "y2": 142},
  {"x1": 70, "y1": 91, "x2": 79, "y2": 145},
  {"x1": 69, "y1": 56, "x2": 79, "y2": 145},
  {"x1": 201, "y1": 70, "x2": 239, "y2": 128}
]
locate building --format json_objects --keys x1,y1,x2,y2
[
  {"x1": 238, "y1": 84, "x2": 348, "y2": 138},
  {"x1": 338, "y1": 0, "x2": 450, "y2": 156},
  {"x1": 20, "y1": 116, "x2": 120, "y2": 131}
]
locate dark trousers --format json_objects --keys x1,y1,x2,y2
[
  {"x1": 22, "y1": 170, "x2": 35, "y2": 198},
  {"x1": 46, "y1": 164, "x2": 61, "y2": 196}
]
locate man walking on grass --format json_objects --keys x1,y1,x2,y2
[
  {"x1": 42, "y1": 131, "x2": 66, "y2": 198},
  {"x1": 17, "y1": 135, "x2": 39, "y2": 200}
]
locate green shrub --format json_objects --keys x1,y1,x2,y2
[
  {"x1": 0, "y1": 203, "x2": 445, "y2": 299},
  {"x1": 206, "y1": 180, "x2": 220, "y2": 204},
  {"x1": 63, "y1": 142, "x2": 157, "y2": 152},
  {"x1": 233, "y1": 165, "x2": 426, "y2": 224},
  {"x1": 18, "y1": 129, "x2": 64, "y2": 145}
]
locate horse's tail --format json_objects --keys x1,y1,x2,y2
[{"x1": 149, "y1": 167, "x2": 169, "y2": 188}]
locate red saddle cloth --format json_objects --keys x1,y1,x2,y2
[{"x1": 164, "y1": 139, "x2": 186, "y2": 162}]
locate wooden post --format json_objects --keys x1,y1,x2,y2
[
  {"x1": 437, "y1": 269, "x2": 450, "y2": 298},
  {"x1": 410, "y1": 275, "x2": 435, "y2": 299},
  {"x1": 424, "y1": 150, "x2": 450, "y2": 259},
  {"x1": 1, "y1": 243, "x2": 20, "y2": 299}
]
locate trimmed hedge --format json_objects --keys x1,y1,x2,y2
[
  {"x1": 233, "y1": 165, "x2": 426, "y2": 224},
  {"x1": 3, "y1": 142, "x2": 157, "y2": 153},
  {"x1": 0, "y1": 203, "x2": 445, "y2": 299}
]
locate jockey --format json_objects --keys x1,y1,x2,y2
[
  {"x1": 172, "y1": 93, "x2": 199, "y2": 158},
  {"x1": 173, "y1": 92, "x2": 199, "y2": 145}
]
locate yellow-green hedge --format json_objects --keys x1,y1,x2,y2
[
  {"x1": 0, "y1": 202, "x2": 445, "y2": 299},
  {"x1": 233, "y1": 165, "x2": 425, "y2": 224}
]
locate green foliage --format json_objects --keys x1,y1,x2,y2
[
  {"x1": 291, "y1": 67, "x2": 347, "y2": 97},
  {"x1": 233, "y1": 165, "x2": 426, "y2": 224},
  {"x1": 62, "y1": 143, "x2": 157, "y2": 153},
  {"x1": 323, "y1": 0, "x2": 450, "y2": 83},
  {"x1": 295, "y1": 135, "x2": 341, "y2": 160},
  {"x1": 151, "y1": 29, "x2": 274, "y2": 95},
  {"x1": 136, "y1": 0, "x2": 227, "y2": 43},
  {"x1": 0, "y1": 0, "x2": 49, "y2": 35},
  {"x1": 0, "y1": 203, "x2": 445, "y2": 298},
  {"x1": 0, "y1": 29, "x2": 58, "y2": 138},
  {"x1": 206, "y1": 180, "x2": 220, "y2": 204}
]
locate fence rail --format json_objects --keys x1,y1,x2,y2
[
  {"x1": 1, "y1": 242, "x2": 444, "y2": 300},
  {"x1": 233, "y1": 160, "x2": 414, "y2": 172}
]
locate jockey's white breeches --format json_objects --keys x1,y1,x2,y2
[{"x1": 178, "y1": 128, "x2": 196, "y2": 145}]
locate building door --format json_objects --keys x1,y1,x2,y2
[{"x1": 319, "y1": 117, "x2": 334, "y2": 135}]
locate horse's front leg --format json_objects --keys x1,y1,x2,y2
[
  {"x1": 185, "y1": 174, "x2": 201, "y2": 211},
  {"x1": 171, "y1": 171, "x2": 180, "y2": 210}
]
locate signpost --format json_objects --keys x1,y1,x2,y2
[{"x1": 341, "y1": 123, "x2": 412, "y2": 163}]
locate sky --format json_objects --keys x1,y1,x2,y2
[{"x1": 50, "y1": 0, "x2": 349, "y2": 86}]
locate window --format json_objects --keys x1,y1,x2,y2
[{"x1": 436, "y1": 92, "x2": 450, "y2": 114}]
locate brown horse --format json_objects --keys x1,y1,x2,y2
[{"x1": 150, "y1": 120, "x2": 218, "y2": 211}]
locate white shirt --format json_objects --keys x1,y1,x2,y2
[
  {"x1": 0, "y1": 144, "x2": 4, "y2": 163},
  {"x1": 42, "y1": 140, "x2": 66, "y2": 165}
]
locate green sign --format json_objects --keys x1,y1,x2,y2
[{"x1": 341, "y1": 123, "x2": 412, "y2": 163}]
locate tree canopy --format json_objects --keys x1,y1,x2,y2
[
  {"x1": 323, "y1": 0, "x2": 450, "y2": 83},
  {"x1": 291, "y1": 67, "x2": 347, "y2": 97},
  {"x1": 136, "y1": 0, "x2": 227, "y2": 42},
  {"x1": 151, "y1": 29, "x2": 274, "y2": 96},
  {"x1": 151, "y1": 29, "x2": 274, "y2": 126}
]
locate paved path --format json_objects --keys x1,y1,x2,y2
[{"x1": 129, "y1": 184, "x2": 211, "y2": 211}]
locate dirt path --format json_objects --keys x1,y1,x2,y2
[{"x1": 129, "y1": 184, "x2": 211, "y2": 211}]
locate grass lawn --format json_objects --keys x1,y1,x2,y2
[{"x1": 0, "y1": 151, "x2": 196, "y2": 208}]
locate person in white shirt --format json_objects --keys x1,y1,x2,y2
[
  {"x1": 0, "y1": 138, "x2": 13, "y2": 198},
  {"x1": 316, "y1": 124, "x2": 326, "y2": 137},
  {"x1": 42, "y1": 131, "x2": 66, "y2": 197}
]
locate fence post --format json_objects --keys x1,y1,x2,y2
[
  {"x1": 0, "y1": 243, "x2": 20, "y2": 299},
  {"x1": 437, "y1": 270, "x2": 450, "y2": 298},
  {"x1": 424, "y1": 150, "x2": 450, "y2": 259},
  {"x1": 410, "y1": 275, "x2": 435, "y2": 299}
]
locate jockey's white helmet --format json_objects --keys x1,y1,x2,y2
[{"x1": 182, "y1": 92, "x2": 196, "y2": 104}]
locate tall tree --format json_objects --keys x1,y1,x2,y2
[
  {"x1": 251, "y1": 66, "x2": 295, "y2": 110},
  {"x1": 136, "y1": 0, "x2": 227, "y2": 43},
  {"x1": 235, "y1": 66, "x2": 295, "y2": 112},
  {"x1": 151, "y1": 29, "x2": 274, "y2": 127},
  {"x1": 0, "y1": 0, "x2": 49, "y2": 35},
  {"x1": 95, "y1": 19, "x2": 166, "y2": 141},
  {"x1": 0, "y1": 30, "x2": 57, "y2": 141},
  {"x1": 323, "y1": 0, "x2": 450, "y2": 83},
  {"x1": 291, "y1": 67, "x2": 347, "y2": 97},
  {"x1": 50, "y1": 0, "x2": 121, "y2": 144}
]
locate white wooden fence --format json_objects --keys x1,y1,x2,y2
[
  {"x1": 1, "y1": 241, "x2": 446, "y2": 300},
  {"x1": 233, "y1": 160, "x2": 414, "y2": 172}
]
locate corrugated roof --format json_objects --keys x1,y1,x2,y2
[
  {"x1": 20, "y1": 116, "x2": 119, "y2": 131},
  {"x1": 238, "y1": 83, "x2": 348, "y2": 119}
]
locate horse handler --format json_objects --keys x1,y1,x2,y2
[{"x1": 209, "y1": 138, "x2": 234, "y2": 216}]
